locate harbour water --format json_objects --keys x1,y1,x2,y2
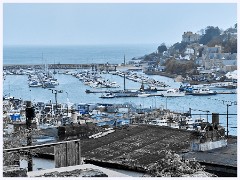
[{"x1": 3, "y1": 45, "x2": 238, "y2": 136}]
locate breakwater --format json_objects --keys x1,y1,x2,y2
[{"x1": 3, "y1": 63, "x2": 119, "y2": 71}]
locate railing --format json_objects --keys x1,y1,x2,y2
[{"x1": 3, "y1": 139, "x2": 82, "y2": 170}]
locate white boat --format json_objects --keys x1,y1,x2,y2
[
  {"x1": 109, "y1": 82, "x2": 120, "y2": 88},
  {"x1": 185, "y1": 116, "x2": 194, "y2": 125},
  {"x1": 192, "y1": 88, "x2": 217, "y2": 96},
  {"x1": 138, "y1": 92, "x2": 150, "y2": 97},
  {"x1": 162, "y1": 89, "x2": 185, "y2": 97},
  {"x1": 150, "y1": 119, "x2": 168, "y2": 126},
  {"x1": 169, "y1": 121, "x2": 179, "y2": 129},
  {"x1": 100, "y1": 93, "x2": 115, "y2": 98},
  {"x1": 29, "y1": 80, "x2": 42, "y2": 87}
]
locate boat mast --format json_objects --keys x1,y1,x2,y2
[
  {"x1": 123, "y1": 55, "x2": 126, "y2": 91},
  {"x1": 124, "y1": 74, "x2": 126, "y2": 91},
  {"x1": 53, "y1": 59, "x2": 56, "y2": 74}
]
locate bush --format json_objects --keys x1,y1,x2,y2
[{"x1": 147, "y1": 150, "x2": 204, "y2": 177}]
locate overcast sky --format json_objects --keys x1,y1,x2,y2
[{"x1": 3, "y1": 3, "x2": 237, "y2": 46}]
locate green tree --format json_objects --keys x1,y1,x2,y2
[
  {"x1": 158, "y1": 43, "x2": 167, "y2": 54},
  {"x1": 172, "y1": 42, "x2": 188, "y2": 54},
  {"x1": 143, "y1": 52, "x2": 158, "y2": 61},
  {"x1": 223, "y1": 39, "x2": 237, "y2": 53},
  {"x1": 199, "y1": 26, "x2": 221, "y2": 45},
  {"x1": 164, "y1": 59, "x2": 197, "y2": 76}
]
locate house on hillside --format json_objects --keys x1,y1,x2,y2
[
  {"x1": 182, "y1": 32, "x2": 200, "y2": 43},
  {"x1": 184, "y1": 48, "x2": 194, "y2": 55},
  {"x1": 222, "y1": 60, "x2": 237, "y2": 72},
  {"x1": 202, "y1": 45, "x2": 222, "y2": 56},
  {"x1": 200, "y1": 45, "x2": 237, "y2": 72}
]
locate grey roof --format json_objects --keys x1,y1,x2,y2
[{"x1": 222, "y1": 60, "x2": 237, "y2": 66}]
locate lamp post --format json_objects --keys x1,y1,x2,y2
[
  {"x1": 222, "y1": 100, "x2": 234, "y2": 139},
  {"x1": 154, "y1": 96, "x2": 157, "y2": 109},
  {"x1": 208, "y1": 98, "x2": 237, "y2": 138},
  {"x1": 66, "y1": 92, "x2": 69, "y2": 117},
  {"x1": 226, "y1": 104, "x2": 231, "y2": 138},
  {"x1": 165, "y1": 97, "x2": 168, "y2": 110},
  {"x1": 49, "y1": 89, "x2": 63, "y2": 122},
  {"x1": 206, "y1": 110, "x2": 209, "y2": 123}
]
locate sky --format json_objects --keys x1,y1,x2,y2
[{"x1": 3, "y1": 2, "x2": 237, "y2": 46}]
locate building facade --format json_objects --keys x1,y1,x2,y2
[{"x1": 182, "y1": 32, "x2": 200, "y2": 43}]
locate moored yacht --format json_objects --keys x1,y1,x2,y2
[
  {"x1": 162, "y1": 88, "x2": 185, "y2": 97},
  {"x1": 192, "y1": 88, "x2": 217, "y2": 96}
]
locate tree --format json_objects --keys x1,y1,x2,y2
[
  {"x1": 223, "y1": 39, "x2": 237, "y2": 53},
  {"x1": 158, "y1": 43, "x2": 167, "y2": 54},
  {"x1": 143, "y1": 52, "x2": 158, "y2": 61},
  {"x1": 172, "y1": 42, "x2": 188, "y2": 54},
  {"x1": 199, "y1": 26, "x2": 221, "y2": 45},
  {"x1": 164, "y1": 59, "x2": 197, "y2": 77}
]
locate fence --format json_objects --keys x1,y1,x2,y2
[{"x1": 3, "y1": 139, "x2": 82, "y2": 170}]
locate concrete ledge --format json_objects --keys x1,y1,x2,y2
[
  {"x1": 3, "y1": 166, "x2": 27, "y2": 177},
  {"x1": 191, "y1": 139, "x2": 227, "y2": 151},
  {"x1": 27, "y1": 164, "x2": 129, "y2": 177}
]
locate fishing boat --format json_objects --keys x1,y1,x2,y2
[
  {"x1": 162, "y1": 88, "x2": 185, "y2": 97},
  {"x1": 192, "y1": 88, "x2": 217, "y2": 96},
  {"x1": 179, "y1": 83, "x2": 193, "y2": 93},
  {"x1": 180, "y1": 116, "x2": 195, "y2": 130},
  {"x1": 193, "y1": 117, "x2": 206, "y2": 127}
]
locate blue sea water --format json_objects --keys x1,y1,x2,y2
[
  {"x1": 3, "y1": 44, "x2": 158, "y2": 65},
  {"x1": 3, "y1": 45, "x2": 238, "y2": 136}
]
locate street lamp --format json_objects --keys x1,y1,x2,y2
[
  {"x1": 206, "y1": 110, "x2": 209, "y2": 123},
  {"x1": 66, "y1": 92, "x2": 69, "y2": 117},
  {"x1": 208, "y1": 98, "x2": 236, "y2": 138},
  {"x1": 165, "y1": 97, "x2": 168, "y2": 110},
  {"x1": 49, "y1": 89, "x2": 63, "y2": 117},
  {"x1": 154, "y1": 96, "x2": 157, "y2": 109},
  {"x1": 222, "y1": 101, "x2": 234, "y2": 139},
  {"x1": 226, "y1": 104, "x2": 232, "y2": 138}
]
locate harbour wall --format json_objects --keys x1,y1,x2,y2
[{"x1": 3, "y1": 63, "x2": 119, "y2": 70}]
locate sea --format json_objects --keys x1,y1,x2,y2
[{"x1": 3, "y1": 44, "x2": 238, "y2": 137}]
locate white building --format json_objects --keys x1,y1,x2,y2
[{"x1": 182, "y1": 32, "x2": 200, "y2": 43}]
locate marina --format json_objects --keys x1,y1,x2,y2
[
  {"x1": 3, "y1": 65, "x2": 237, "y2": 136},
  {"x1": 3, "y1": 63, "x2": 237, "y2": 176},
  {"x1": 3, "y1": 61, "x2": 238, "y2": 178}
]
